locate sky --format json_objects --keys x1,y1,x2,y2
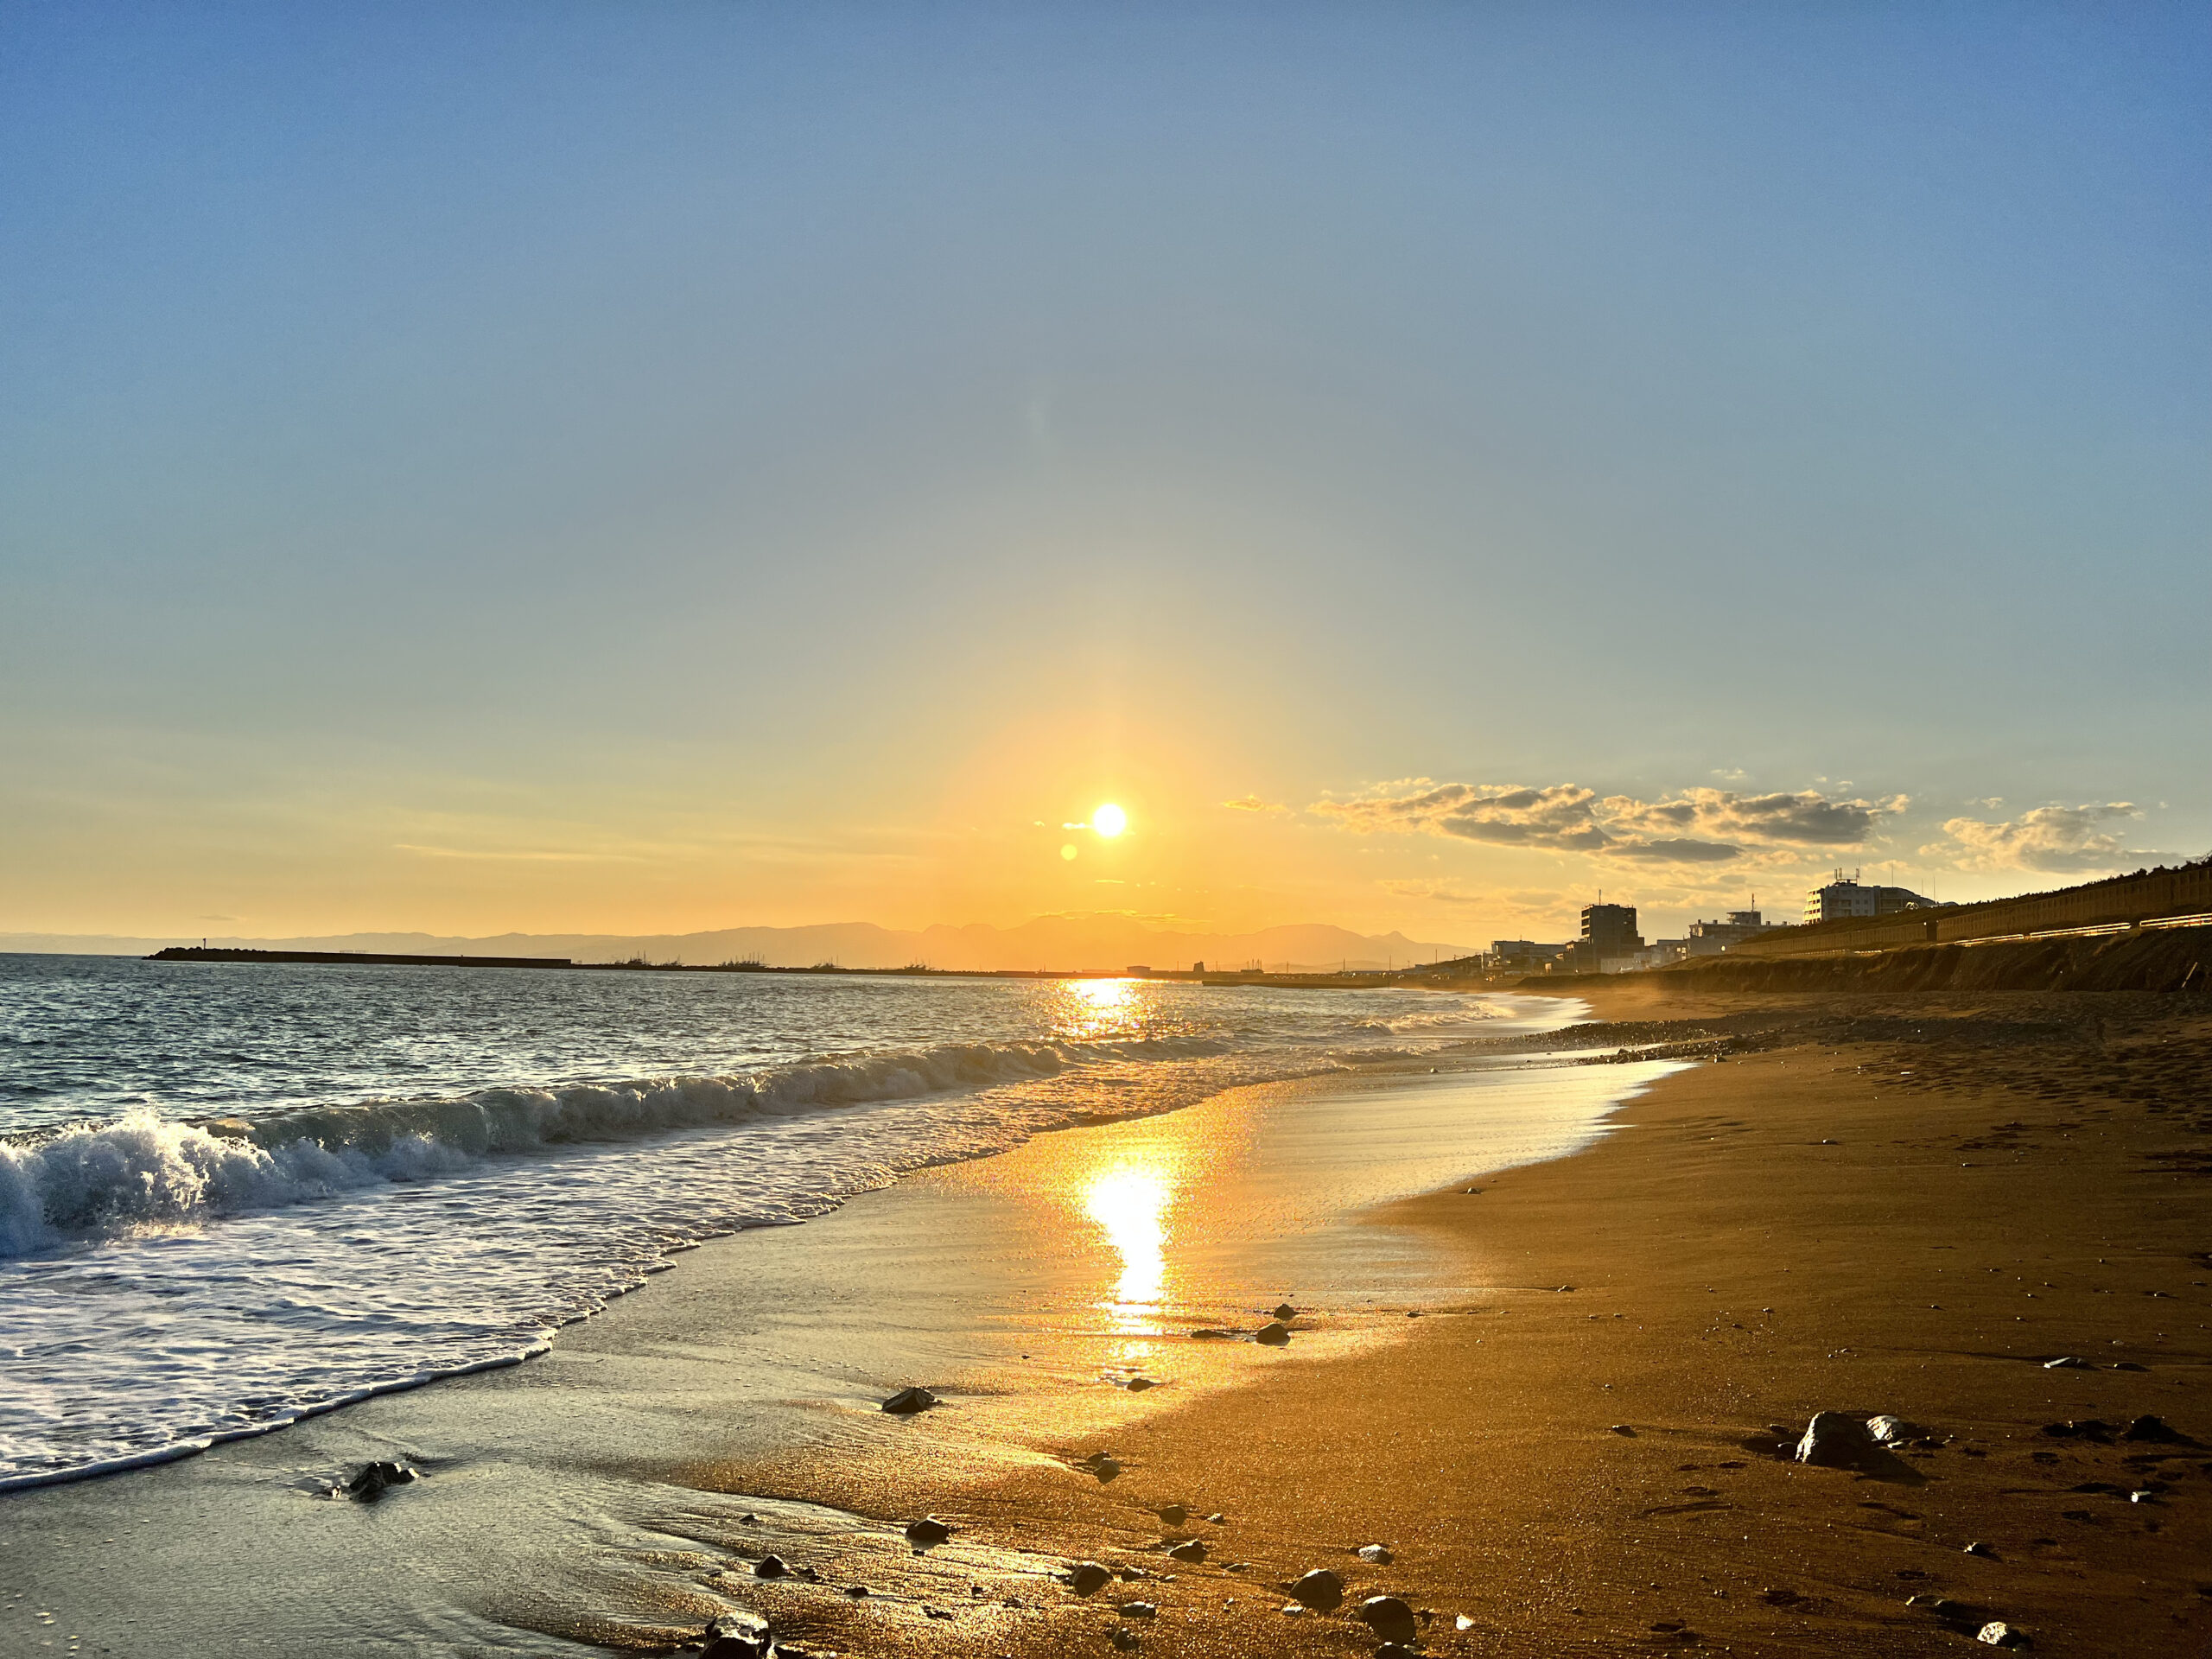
[{"x1": 2, "y1": 1, "x2": 2207, "y2": 950}]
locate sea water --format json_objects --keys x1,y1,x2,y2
[{"x1": 0, "y1": 955, "x2": 1580, "y2": 1489}]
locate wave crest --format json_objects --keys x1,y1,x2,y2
[{"x1": 1, "y1": 1038, "x2": 1222, "y2": 1256}]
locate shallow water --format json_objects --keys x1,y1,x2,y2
[{"x1": 0, "y1": 956, "x2": 1564, "y2": 1488}]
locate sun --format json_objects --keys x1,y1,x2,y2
[{"x1": 1092, "y1": 803, "x2": 1128, "y2": 838}]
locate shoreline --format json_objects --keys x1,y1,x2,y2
[
  {"x1": 6, "y1": 982, "x2": 2205, "y2": 1655},
  {"x1": 676, "y1": 980, "x2": 2212, "y2": 1657},
  {"x1": 0, "y1": 1001, "x2": 1643, "y2": 1656}
]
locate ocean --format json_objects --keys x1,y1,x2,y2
[{"x1": 0, "y1": 954, "x2": 1575, "y2": 1492}]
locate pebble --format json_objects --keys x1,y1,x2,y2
[
  {"x1": 1609, "y1": 1424, "x2": 1636, "y2": 1436},
  {"x1": 1356, "y1": 1595, "x2": 1419, "y2": 1644},
  {"x1": 1206, "y1": 1512, "x2": 1226, "y2": 1525},
  {"x1": 2041, "y1": 1357, "x2": 2091, "y2": 1370},
  {"x1": 1109, "y1": 1630, "x2": 1140, "y2": 1651},
  {"x1": 904, "y1": 1517, "x2": 953, "y2": 1546},
  {"x1": 1079, "y1": 1452, "x2": 1123, "y2": 1482},
  {"x1": 1272, "y1": 1303, "x2": 1299, "y2": 1320},
  {"x1": 880, "y1": 1386, "x2": 939, "y2": 1414},
  {"x1": 1167, "y1": 1541, "x2": 1207, "y2": 1563},
  {"x1": 1157, "y1": 1503, "x2": 1189, "y2": 1526},
  {"x1": 1356, "y1": 1544, "x2": 1394, "y2": 1564},
  {"x1": 1978, "y1": 1621, "x2": 2033, "y2": 1649},
  {"x1": 1119, "y1": 1601, "x2": 1159, "y2": 1618},
  {"x1": 1067, "y1": 1562, "x2": 1112, "y2": 1597},
  {"x1": 1254, "y1": 1320, "x2": 1292, "y2": 1346},
  {"x1": 752, "y1": 1554, "x2": 787, "y2": 1580},
  {"x1": 1963, "y1": 1541, "x2": 1996, "y2": 1558},
  {"x1": 1124, "y1": 1376, "x2": 1157, "y2": 1392},
  {"x1": 1288, "y1": 1568, "x2": 1344, "y2": 1611}
]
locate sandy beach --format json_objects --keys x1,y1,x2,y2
[
  {"x1": 652, "y1": 981, "x2": 2212, "y2": 1659},
  {"x1": 4, "y1": 979, "x2": 2207, "y2": 1656}
]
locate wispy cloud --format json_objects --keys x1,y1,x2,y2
[
  {"x1": 1923, "y1": 804, "x2": 2154, "y2": 874},
  {"x1": 1313, "y1": 780, "x2": 1901, "y2": 867},
  {"x1": 1222, "y1": 794, "x2": 1291, "y2": 814}
]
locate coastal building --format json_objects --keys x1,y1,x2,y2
[
  {"x1": 1489, "y1": 939, "x2": 1571, "y2": 973},
  {"x1": 1803, "y1": 873, "x2": 1937, "y2": 925},
  {"x1": 1684, "y1": 908, "x2": 1792, "y2": 957},
  {"x1": 1563, "y1": 903, "x2": 1643, "y2": 974}
]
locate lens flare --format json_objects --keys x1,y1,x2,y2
[{"x1": 1093, "y1": 803, "x2": 1128, "y2": 837}]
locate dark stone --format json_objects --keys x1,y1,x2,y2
[
  {"x1": 905, "y1": 1517, "x2": 953, "y2": 1546},
  {"x1": 1963, "y1": 1541, "x2": 1996, "y2": 1558},
  {"x1": 753, "y1": 1554, "x2": 787, "y2": 1579},
  {"x1": 2122, "y1": 1414, "x2": 2195, "y2": 1445},
  {"x1": 881, "y1": 1386, "x2": 939, "y2": 1414},
  {"x1": 343, "y1": 1460, "x2": 418, "y2": 1501},
  {"x1": 1068, "y1": 1562, "x2": 1112, "y2": 1597},
  {"x1": 1157, "y1": 1503, "x2": 1188, "y2": 1527},
  {"x1": 1254, "y1": 1320, "x2": 1292, "y2": 1346},
  {"x1": 1356, "y1": 1596, "x2": 1419, "y2": 1645},
  {"x1": 1272, "y1": 1303, "x2": 1298, "y2": 1320},
  {"x1": 1109, "y1": 1630, "x2": 1139, "y2": 1651},
  {"x1": 1167, "y1": 1540, "x2": 1206, "y2": 1563},
  {"x1": 1189, "y1": 1328, "x2": 1236, "y2": 1341},
  {"x1": 1289, "y1": 1568, "x2": 1344, "y2": 1611}
]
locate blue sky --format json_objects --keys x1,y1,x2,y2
[{"x1": 2, "y1": 2, "x2": 2206, "y2": 943}]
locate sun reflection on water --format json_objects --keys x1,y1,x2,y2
[{"x1": 1051, "y1": 976, "x2": 1143, "y2": 1041}]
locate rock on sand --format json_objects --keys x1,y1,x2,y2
[
  {"x1": 880, "y1": 1386, "x2": 939, "y2": 1414},
  {"x1": 1288, "y1": 1568, "x2": 1344, "y2": 1611},
  {"x1": 1254, "y1": 1320, "x2": 1292, "y2": 1346},
  {"x1": 1356, "y1": 1596, "x2": 1420, "y2": 1645}
]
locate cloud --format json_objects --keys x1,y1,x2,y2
[
  {"x1": 1602, "y1": 837, "x2": 1743, "y2": 863},
  {"x1": 1313, "y1": 779, "x2": 1896, "y2": 867},
  {"x1": 1925, "y1": 804, "x2": 2150, "y2": 874},
  {"x1": 1222, "y1": 795, "x2": 1291, "y2": 815}
]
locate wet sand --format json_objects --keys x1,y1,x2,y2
[{"x1": 700, "y1": 982, "x2": 2212, "y2": 1658}]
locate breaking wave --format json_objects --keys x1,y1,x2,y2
[{"x1": 0, "y1": 1036, "x2": 1225, "y2": 1256}]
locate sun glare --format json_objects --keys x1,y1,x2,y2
[{"x1": 1093, "y1": 802, "x2": 1128, "y2": 837}]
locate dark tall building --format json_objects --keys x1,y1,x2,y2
[
  {"x1": 1560, "y1": 902, "x2": 1643, "y2": 973},
  {"x1": 1580, "y1": 903, "x2": 1643, "y2": 952}
]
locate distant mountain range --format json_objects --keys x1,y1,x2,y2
[{"x1": 3, "y1": 917, "x2": 1474, "y2": 974}]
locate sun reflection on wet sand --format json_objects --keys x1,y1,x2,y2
[{"x1": 1084, "y1": 1163, "x2": 1169, "y2": 1317}]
